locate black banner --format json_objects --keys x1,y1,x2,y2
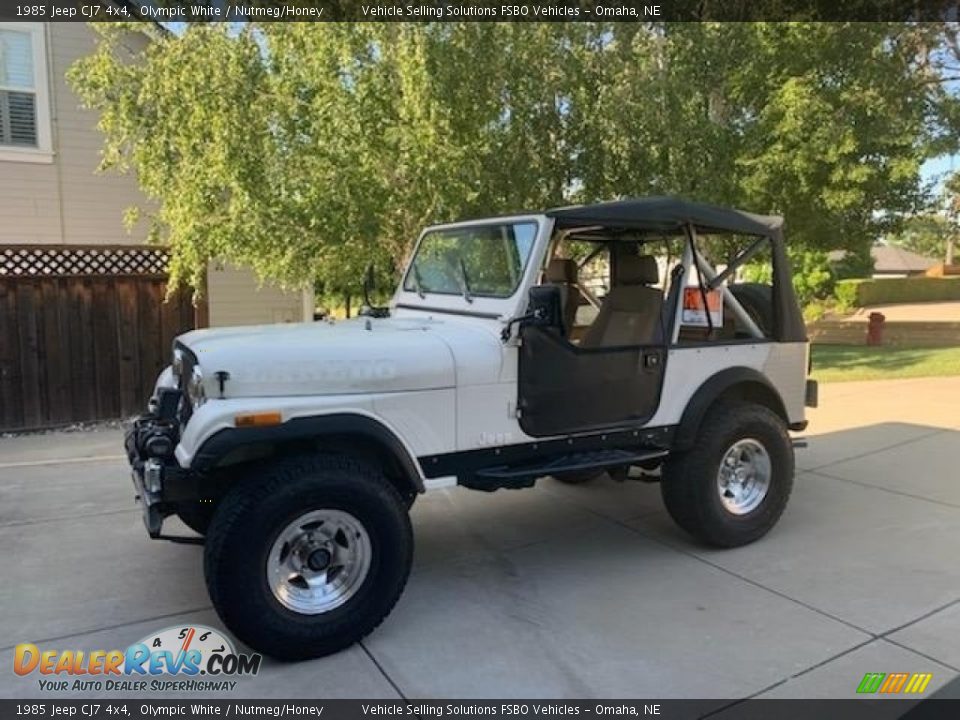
[
  {"x1": 0, "y1": 699, "x2": 958, "y2": 720},
  {"x1": 0, "y1": 0, "x2": 958, "y2": 23}
]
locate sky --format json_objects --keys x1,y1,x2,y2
[{"x1": 921, "y1": 154, "x2": 958, "y2": 191}]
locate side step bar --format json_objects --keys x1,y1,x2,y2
[{"x1": 461, "y1": 448, "x2": 669, "y2": 492}]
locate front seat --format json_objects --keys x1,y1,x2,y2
[
  {"x1": 581, "y1": 255, "x2": 663, "y2": 348},
  {"x1": 544, "y1": 258, "x2": 583, "y2": 337}
]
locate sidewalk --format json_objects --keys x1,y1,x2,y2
[{"x1": 845, "y1": 301, "x2": 960, "y2": 322}]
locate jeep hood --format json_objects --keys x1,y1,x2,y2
[{"x1": 176, "y1": 316, "x2": 502, "y2": 398}]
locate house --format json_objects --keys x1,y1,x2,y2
[
  {"x1": 828, "y1": 243, "x2": 938, "y2": 279},
  {"x1": 868, "y1": 244, "x2": 938, "y2": 278},
  {"x1": 0, "y1": 21, "x2": 313, "y2": 327}
]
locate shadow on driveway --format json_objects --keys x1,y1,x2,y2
[{"x1": 0, "y1": 422, "x2": 957, "y2": 700}]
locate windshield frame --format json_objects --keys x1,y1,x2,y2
[{"x1": 399, "y1": 216, "x2": 543, "y2": 302}]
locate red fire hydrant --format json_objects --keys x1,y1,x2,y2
[{"x1": 866, "y1": 312, "x2": 885, "y2": 346}]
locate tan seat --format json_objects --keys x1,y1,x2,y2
[
  {"x1": 544, "y1": 258, "x2": 582, "y2": 337},
  {"x1": 581, "y1": 255, "x2": 662, "y2": 348}
]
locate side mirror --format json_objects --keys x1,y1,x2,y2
[
  {"x1": 526, "y1": 285, "x2": 564, "y2": 332},
  {"x1": 500, "y1": 285, "x2": 564, "y2": 342}
]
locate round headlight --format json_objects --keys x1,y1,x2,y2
[{"x1": 187, "y1": 366, "x2": 206, "y2": 408}]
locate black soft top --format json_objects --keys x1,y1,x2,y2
[{"x1": 546, "y1": 197, "x2": 783, "y2": 237}]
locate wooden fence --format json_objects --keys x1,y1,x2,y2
[{"x1": 0, "y1": 245, "x2": 196, "y2": 432}]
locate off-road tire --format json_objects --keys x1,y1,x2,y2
[
  {"x1": 204, "y1": 453, "x2": 413, "y2": 661},
  {"x1": 729, "y1": 283, "x2": 774, "y2": 336},
  {"x1": 176, "y1": 503, "x2": 214, "y2": 536},
  {"x1": 661, "y1": 402, "x2": 793, "y2": 547}
]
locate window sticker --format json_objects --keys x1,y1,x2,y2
[{"x1": 682, "y1": 287, "x2": 723, "y2": 327}]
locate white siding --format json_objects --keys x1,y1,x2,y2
[
  {"x1": 0, "y1": 23, "x2": 150, "y2": 245},
  {"x1": 51, "y1": 23, "x2": 151, "y2": 246},
  {"x1": 207, "y1": 263, "x2": 311, "y2": 327}
]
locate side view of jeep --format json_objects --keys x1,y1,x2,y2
[{"x1": 125, "y1": 197, "x2": 817, "y2": 660}]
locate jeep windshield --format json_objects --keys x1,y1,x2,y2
[{"x1": 403, "y1": 221, "x2": 538, "y2": 299}]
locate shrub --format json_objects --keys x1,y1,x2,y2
[
  {"x1": 792, "y1": 251, "x2": 836, "y2": 306},
  {"x1": 833, "y1": 246, "x2": 875, "y2": 280},
  {"x1": 833, "y1": 277, "x2": 960, "y2": 307},
  {"x1": 803, "y1": 300, "x2": 828, "y2": 323},
  {"x1": 742, "y1": 248, "x2": 835, "y2": 307},
  {"x1": 834, "y1": 279, "x2": 866, "y2": 310}
]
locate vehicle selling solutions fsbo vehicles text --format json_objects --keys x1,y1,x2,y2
[
  {"x1": 360, "y1": 705, "x2": 661, "y2": 716},
  {"x1": 360, "y1": 5, "x2": 586, "y2": 19}
]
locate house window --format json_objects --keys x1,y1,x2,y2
[{"x1": 0, "y1": 23, "x2": 51, "y2": 161}]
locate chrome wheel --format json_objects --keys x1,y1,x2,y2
[
  {"x1": 716, "y1": 438, "x2": 771, "y2": 515},
  {"x1": 267, "y1": 509, "x2": 372, "y2": 615}
]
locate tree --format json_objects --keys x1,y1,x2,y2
[
  {"x1": 886, "y1": 214, "x2": 951, "y2": 260},
  {"x1": 69, "y1": 22, "x2": 960, "y2": 299},
  {"x1": 69, "y1": 23, "x2": 587, "y2": 301},
  {"x1": 573, "y1": 23, "x2": 960, "y2": 252},
  {"x1": 886, "y1": 171, "x2": 960, "y2": 264},
  {"x1": 945, "y1": 171, "x2": 960, "y2": 264}
]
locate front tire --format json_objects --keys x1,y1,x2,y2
[
  {"x1": 176, "y1": 503, "x2": 214, "y2": 535},
  {"x1": 204, "y1": 453, "x2": 413, "y2": 661},
  {"x1": 661, "y1": 402, "x2": 793, "y2": 548}
]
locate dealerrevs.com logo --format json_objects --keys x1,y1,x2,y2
[{"x1": 14, "y1": 625, "x2": 261, "y2": 693}]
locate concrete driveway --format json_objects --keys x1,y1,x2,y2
[{"x1": 1, "y1": 377, "x2": 959, "y2": 704}]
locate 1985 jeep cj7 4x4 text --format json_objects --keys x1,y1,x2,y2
[{"x1": 126, "y1": 197, "x2": 817, "y2": 660}]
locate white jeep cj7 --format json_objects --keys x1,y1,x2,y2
[{"x1": 126, "y1": 197, "x2": 817, "y2": 660}]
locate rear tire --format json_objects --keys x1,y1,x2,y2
[
  {"x1": 204, "y1": 453, "x2": 413, "y2": 660},
  {"x1": 661, "y1": 402, "x2": 793, "y2": 547}
]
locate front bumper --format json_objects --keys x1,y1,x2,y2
[
  {"x1": 125, "y1": 399, "x2": 199, "y2": 539},
  {"x1": 129, "y1": 457, "x2": 165, "y2": 538}
]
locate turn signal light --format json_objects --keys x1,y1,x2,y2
[{"x1": 234, "y1": 411, "x2": 283, "y2": 428}]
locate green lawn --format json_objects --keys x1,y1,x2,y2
[{"x1": 811, "y1": 345, "x2": 960, "y2": 383}]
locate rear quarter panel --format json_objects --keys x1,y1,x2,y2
[{"x1": 648, "y1": 342, "x2": 808, "y2": 427}]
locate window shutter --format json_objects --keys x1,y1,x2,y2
[{"x1": 1, "y1": 90, "x2": 36, "y2": 145}]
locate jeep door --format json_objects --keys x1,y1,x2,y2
[{"x1": 516, "y1": 237, "x2": 674, "y2": 437}]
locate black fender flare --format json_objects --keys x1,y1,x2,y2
[
  {"x1": 673, "y1": 367, "x2": 788, "y2": 451},
  {"x1": 191, "y1": 413, "x2": 425, "y2": 493}
]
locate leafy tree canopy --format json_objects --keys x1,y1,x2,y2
[
  {"x1": 69, "y1": 22, "x2": 960, "y2": 299},
  {"x1": 885, "y1": 169, "x2": 960, "y2": 263},
  {"x1": 885, "y1": 213, "x2": 952, "y2": 260}
]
